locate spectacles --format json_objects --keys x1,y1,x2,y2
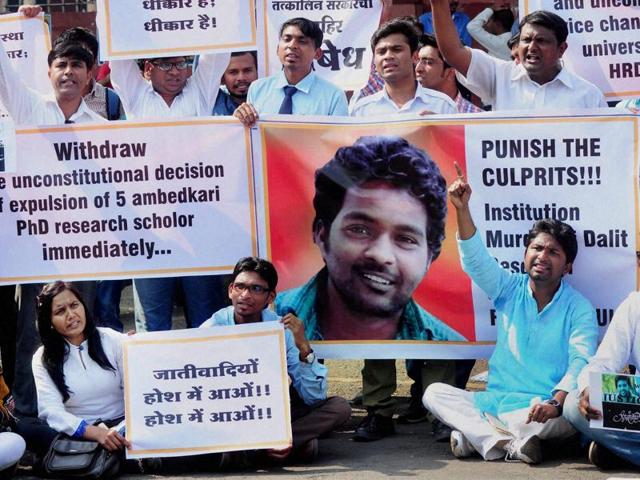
[
  {"x1": 231, "y1": 282, "x2": 270, "y2": 295},
  {"x1": 416, "y1": 58, "x2": 444, "y2": 67},
  {"x1": 151, "y1": 61, "x2": 190, "y2": 71}
]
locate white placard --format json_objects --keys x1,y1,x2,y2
[
  {"x1": 96, "y1": 0, "x2": 258, "y2": 60},
  {"x1": 0, "y1": 13, "x2": 52, "y2": 119},
  {"x1": 0, "y1": 118, "x2": 259, "y2": 284},
  {"x1": 124, "y1": 322, "x2": 291, "y2": 458}
]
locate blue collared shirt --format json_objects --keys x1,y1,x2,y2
[
  {"x1": 458, "y1": 231, "x2": 598, "y2": 416},
  {"x1": 200, "y1": 306, "x2": 327, "y2": 406},
  {"x1": 419, "y1": 11, "x2": 472, "y2": 47},
  {"x1": 247, "y1": 70, "x2": 348, "y2": 116},
  {"x1": 212, "y1": 89, "x2": 239, "y2": 116}
]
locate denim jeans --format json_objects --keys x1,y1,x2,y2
[
  {"x1": 133, "y1": 275, "x2": 228, "y2": 331},
  {"x1": 94, "y1": 280, "x2": 129, "y2": 332},
  {"x1": 564, "y1": 389, "x2": 640, "y2": 466}
]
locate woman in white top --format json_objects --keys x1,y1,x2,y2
[{"x1": 17, "y1": 281, "x2": 130, "y2": 458}]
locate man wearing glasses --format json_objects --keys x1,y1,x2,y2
[
  {"x1": 110, "y1": 52, "x2": 229, "y2": 119},
  {"x1": 110, "y1": 50, "x2": 231, "y2": 332},
  {"x1": 200, "y1": 257, "x2": 351, "y2": 465}
]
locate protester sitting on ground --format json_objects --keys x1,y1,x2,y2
[
  {"x1": 234, "y1": 17, "x2": 348, "y2": 126},
  {"x1": 201, "y1": 257, "x2": 351, "y2": 464},
  {"x1": 212, "y1": 51, "x2": 258, "y2": 115},
  {"x1": 430, "y1": 0, "x2": 606, "y2": 110},
  {"x1": 424, "y1": 163, "x2": 598, "y2": 464},
  {"x1": 15, "y1": 282, "x2": 130, "y2": 462},
  {"x1": 466, "y1": 4, "x2": 514, "y2": 61},
  {"x1": 0, "y1": 432, "x2": 24, "y2": 480},
  {"x1": 564, "y1": 292, "x2": 640, "y2": 470}
]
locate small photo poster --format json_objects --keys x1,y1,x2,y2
[{"x1": 589, "y1": 372, "x2": 640, "y2": 432}]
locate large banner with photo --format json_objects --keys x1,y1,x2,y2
[
  {"x1": 95, "y1": 0, "x2": 260, "y2": 60},
  {"x1": 0, "y1": 118, "x2": 258, "y2": 284},
  {"x1": 1, "y1": 112, "x2": 638, "y2": 358},
  {"x1": 520, "y1": 0, "x2": 640, "y2": 101},
  {"x1": 252, "y1": 112, "x2": 638, "y2": 358},
  {"x1": 262, "y1": 0, "x2": 382, "y2": 91},
  {"x1": 124, "y1": 322, "x2": 291, "y2": 458}
]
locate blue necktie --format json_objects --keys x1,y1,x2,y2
[{"x1": 278, "y1": 86, "x2": 298, "y2": 114}]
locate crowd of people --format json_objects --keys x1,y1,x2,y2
[{"x1": 0, "y1": 0, "x2": 639, "y2": 477}]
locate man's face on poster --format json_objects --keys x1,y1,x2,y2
[
  {"x1": 314, "y1": 181, "x2": 431, "y2": 318},
  {"x1": 617, "y1": 379, "x2": 632, "y2": 400}
]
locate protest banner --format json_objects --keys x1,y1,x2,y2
[
  {"x1": 262, "y1": 0, "x2": 382, "y2": 91},
  {"x1": 124, "y1": 322, "x2": 291, "y2": 458},
  {"x1": 0, "y1": 118, "x2": 258, "y2": 284},
  {"x1": 253, "y1": 112, "x2": 638, "y2": 358},
  {"x1": 590, "y1": 372, "x2": 640, "y2": 432},
  {"x1": 0, "y1": 13, "x2": 52, "y2": 119},
  {"x1": 520, "y1": 0, "x2": 640, "y2": 101},
  {"x1": 95, "y1": 0, "x2": 259, "y2": 60}
]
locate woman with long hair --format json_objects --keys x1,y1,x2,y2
[{"x1": 16, "y1": 281, "x2": 129, "y2": 458}]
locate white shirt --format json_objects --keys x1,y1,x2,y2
[
  {"x1": 110, "y1": 53, "x2": 230, "y2": 120},
  {"x1": 466, "y1": 8, "x2": 513, "y2": 61},
  {"x1": 577, "y1": 292, "x2": 640, "y2": 392},
  {"x1": 350, "y1": 83, "x2": 457, "y2": 117},
  {"x1": 460, "y1": 49, "x2": 607, "y2": 111},
  {"x1": 32, "y1": 328, "x2": 127, "y2": 436},
  {"x1": 0, "y1": 39, "x2": 104, "y2": 125}
]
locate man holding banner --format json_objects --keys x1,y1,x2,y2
[
  {"x1": 275, "y1": 136, "x2": 465, "y2": 442},
  {"x1": 201, "y1": 257, "x2": 351, "y2": 464},
  {"x1": 424, "y1": 164, "x2": 598, "y2": 463},
  {"x1": 429, "y1": 0, "x2": 607, "y2": 110},
  {"x1": 234, "y1": 17, "x2": 348, "y2": 126},
  {"x1": 109, "y1": 44, "x2": 231, "y2": 333}
]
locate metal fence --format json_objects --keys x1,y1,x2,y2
[{"x1": 3, "y1": 0, "x2": 95, "y2": 13}]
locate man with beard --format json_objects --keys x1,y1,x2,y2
[
  {"x1": 275, "y1": 136, "x2": 465, "y2": 441},
  {"x1": 212, "y1": 51, "x2": 258, "y2": 115}
]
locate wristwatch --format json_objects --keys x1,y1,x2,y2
[
  {"x1": 302, "y1": 350, "x2": 316, "y2": 364},
  {"x1": 545, "y1": 398, "x2": 563, "y2": 415}
]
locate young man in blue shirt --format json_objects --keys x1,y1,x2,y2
[
  {"x1": 424, "y1": 163, "x2": 598, "y2": 464},
  {"x1": 201, "y1": 257, "x2": 350, "y2": 464}
]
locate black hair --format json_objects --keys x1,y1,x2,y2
[
  {"x1": 507, "y1": 33, "x2": 520, "y2": 50},
  {"x1": 419, "y1": 33, "x2": 450, "y2": 68},
  {"x1": 47, "y1": 43, "x2": 94, "y2": 70},
  {"x1": 230, "y1": 50, "x2": 258, "y2": 68},
  {"x1": 54, "y1": 27, "x2": 99, "y2": 60},
  {"x1": 615, "y1": 375, "x2": 632, "y2": 387},
  {"x1": 36, "y1": 281, "x2": 115, "y2": 402},
  {"x1": 524, "y1": 219, "x2": 578, "y2": 264},
  {"x1": 491, "y1": 9, "x2": 515, "y2": 33},
  {"x1": 313, "y1": 136, "x2": 447, "y2": 260},
  {"x1": 519, "y1": 10, "x2": 568, "y2": 44},
  {"x1": 231, "y1": 257, "x2": 279, "y2": 292},
  {"x1": 371, "y1": 17, "x2": 421, "y2": 53},
  {"x1": 279, "y1": 17, "x2": 323, "y2": 49}
]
